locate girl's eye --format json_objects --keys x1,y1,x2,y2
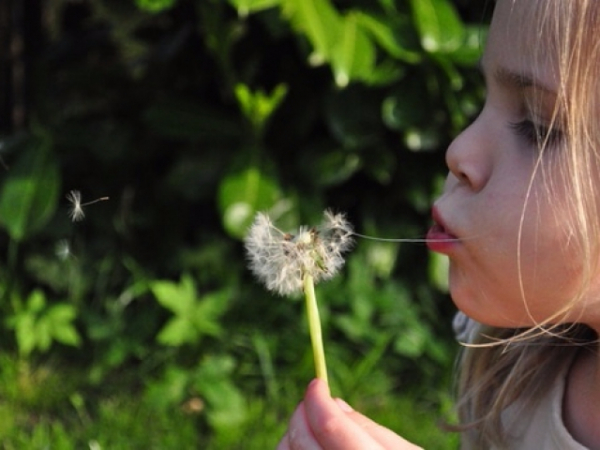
[{"x1": 509, "y1": 119, "x2": 564, "y2": 148}]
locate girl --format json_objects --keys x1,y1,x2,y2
[{"x1": 277, "y1": 0, "x2": 600, "y2": 448}]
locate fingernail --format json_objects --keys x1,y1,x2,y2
[{"x1": 335, "y1": 398, "x2": 353, "y2": 412}]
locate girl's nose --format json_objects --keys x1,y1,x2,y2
[{"x1": 445, "y1": 113, "x2": 492, "y2": 192}]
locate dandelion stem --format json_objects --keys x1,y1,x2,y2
[{"x1": 303, "y1": 272, "x2": 328, "y2": 385}]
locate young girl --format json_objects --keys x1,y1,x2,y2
[{"x1": 277, "y1": 0, "x2": 600, "y2": 448}]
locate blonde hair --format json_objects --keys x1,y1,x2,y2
[{"x1": 455, "y1": 1, "x2": 600, "y2": 447}]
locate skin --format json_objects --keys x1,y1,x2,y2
[
  {"x1": 276, "y1": 379, "x2": 422, "y2": 450},
  {"x1": 279, "y1": 1, "x2": 600, "y2": 447}
]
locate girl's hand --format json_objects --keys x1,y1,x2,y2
[{"x1": 277, "y1": 379, "x2": 424, "y2": 450}]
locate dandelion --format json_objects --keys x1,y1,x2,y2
[
  {"x1": 245, "y1": 209, "x2": 354, "y2": 384},
  {"x1": 66, "y1": 190, "x2": 109, "y2": 222},
  {"x1": 245, "y1": 210, "x2": 354, "y2": 296}
]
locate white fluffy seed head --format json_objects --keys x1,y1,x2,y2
[{"x1": 244, "y1": 210, "x2": 354, "y2": 296}]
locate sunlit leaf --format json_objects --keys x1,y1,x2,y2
[
  {"x1": 448, "y1": 25, "x2": 488, "y2": 66},
  {"x1": 47, "y1": 305, "x2": 81, "y2": 347},
  {"x1": 353, "y1": 11, "x2": 421, "y2": 63},
  {"x1": 0, "y1": 136, "x2": 60, "y2": 242},
  {"x1": 218, "y1": 166, "x2": 282, "y2": 239},
  {"x1": 281, "y1": 0, "x2": 342, "y2": 65},
  {"x1": 156, "y1": 316, "x2": 198, "y2": 346},
  {"x1": 7, "y1": 290, "x2": 81, "y2": 356},
  {"x1": 429, "y1": 251, "x2": 449, "y2": 292},
  {"x1": 228, "y1": 0, "x2": 281, "y2": 16},
  {"x1": 234, "y1": 83, "x2": 288, "y2": 136},
  {"x1": 409, "y1": 0, "x2": 464, "y2": 54},
  {"x1": 151, "y1": 276, "x2": 230, "y2": 346},
  {"x1": 150, "y1": 275, "x2": 196, "y2": 315},
  {"x1": 331, "y1": 13, "x2": 375, "y2": 87}
]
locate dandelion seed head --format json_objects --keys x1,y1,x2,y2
[{"x1": 244, "y1": 210, "x2": 354, "y2": 296}]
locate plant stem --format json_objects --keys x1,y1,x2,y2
[{"x1": 303, "y1": 272, "x2": 328, "y2": 385}]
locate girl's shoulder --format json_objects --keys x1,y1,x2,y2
[
  {"x1": 452, "y1": 311, "x2": 587, "y2": 449},
  {"x1": 499, "y1": 357, "x2": 587, "y2": 450}
]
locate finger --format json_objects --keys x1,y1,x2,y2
[
  {"x1": 337, "y1": 401, "x2": 423, "y2": 450},
  {"x1": 277, "y1": 434, "x2": 290, "y2": 450},
  {"x1": 285, "y1": 402, "x2": 322, "y2": 450},
  {"x1": 303, "y1": 379, "x2": 385, "y2": 450}
]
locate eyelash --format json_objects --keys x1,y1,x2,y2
[{"x1": 509, "y1": 120, "x2": 564, "y2": 147}]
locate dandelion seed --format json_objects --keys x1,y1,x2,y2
[
  {"x1": 55, "y1": 239, "x2": 72, "y2": 261},
  {"x1": 67, "y1": 190, "x2": 85, "y2": 221},
  {"x1": 66, "y1": 190, "x2": 109, "y2": 222}
]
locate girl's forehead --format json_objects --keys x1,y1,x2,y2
[{"x1": 485, "y1": 0, "x2": 560, "y2": 90}]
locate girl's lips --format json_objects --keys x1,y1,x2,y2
[{"x1": 426, "y1": 207, "x2": 459, "y2": 253}]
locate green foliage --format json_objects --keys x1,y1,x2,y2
[
  {"x1": 410, "y1": 0, "x2": 465, "y2": 54},
  {"x1": 151, "y1": 275, "x2": 230, "y2": 346},
  {"x1": 234, "y1": 83, "x2": 288, "y2": 138},
  {"x1": 0, "y1": 0, "x2": 489, "y2": 447},
  {"x1": 0, "y1": 133, "x2": 60, "y2": 242},
  {"x1": 218, "y1": 165, "x2": 287, "y2": 238},
  {"x1": 6, "y1": 290, "x2": 81, "y2": 357}
]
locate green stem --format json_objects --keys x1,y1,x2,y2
[{"x1": 303, "y1": 273, "x2": 328, "y2": 385}]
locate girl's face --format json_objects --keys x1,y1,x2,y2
[{"x1": 430, "y1": 0, "x2": 600, "y2": 329}]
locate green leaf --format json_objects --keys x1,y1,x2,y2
[
  {"x1": 447, "y1": 25, "x2": 488, "y2": 66},
  {"x1": 135, "y1": 0, "x2": 177, "y2": 13},
  {"x1": 429, "y1": 251, "x2": 449, "y2": 292},
  {"x1": 281, "y1": 0, "x2": 342, "y2": 65},
  {"x1": 27, "y1": 289, "x2": 47, "y2": 313},
  {"x1": 13, "y1": 315, "x2": 37, "y2": 356},
  {"x1": 156, "y1": 316, "x2": 198, "y2": 346},
  {"x1": 190, "y1": 289, "x2": 231, "y2": 337},
  {"x1": 150, "y1": 275, "x2": 196, "y2": 315},
  {"x1": 393, "y1": 324, "x2": 428, "y2": 358},
  {"x1": 330, "y1": 13, "x2": 375, "y2": 87},
  {"x1": 228, "y1": 0, "x2": 281, "y2": 16},
  {"x1": 353, "y1": 12, "x2": 421, "y2": 64},
  {"x1": 7, "y1": 290, "x2": 81, "y2": 356},
  {"x1": 0, "y1": 136, "x2": 60, "y2": 242},
  {"x1": 218, "y1": 166, "x2": 282, "y2": 239},
  {"x1": 409, "y1": 0, "x2": 465, "y2": 54},
  {"x1": 152, "y1": 276, "x2": 231, "y2": 346},
  {"x1": 404, "y1": 126, "x2": 442, "y2": 152},
  {"x1": 234, "y1": 83, "x2": 288, "y2": 136},
  {"x1": 194, "y1": 356, "x2": 247, "y2": 429},
  {"x1": 50, "y1": 322, "x2": 81, "y2": 347}
]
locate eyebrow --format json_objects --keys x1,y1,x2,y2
[{"x1": 478, "y1": 60, "x2": 557, "y2": 95}]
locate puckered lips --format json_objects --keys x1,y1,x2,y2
[{"x1": 426, "y1": 206, "x2": 459, "y2": 254}]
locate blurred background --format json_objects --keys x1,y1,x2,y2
[{"x1": 0, "y1": 0, "x2": 490, "y2": 448}]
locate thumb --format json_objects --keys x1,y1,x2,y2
[{"x1": 303, "y1": 379, "x2": 386, "y2": 450}]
